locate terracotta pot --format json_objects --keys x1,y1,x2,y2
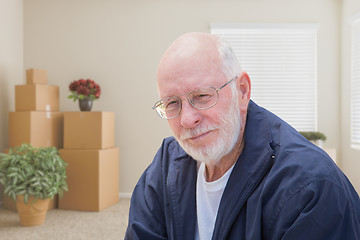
[{"x1": 16, "y1": 195, "x2": 50, "y2": 226}]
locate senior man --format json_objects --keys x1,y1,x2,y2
[{"x1": 125, "y1": 32, "x2": 360, "y2": 239}]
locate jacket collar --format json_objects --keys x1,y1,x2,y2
[
  {"x1": 166, "y1": 140, "x2": 197, "y2": 240},
  {"x1": 212, "y1": 100, "x2": 275, "y2": 239}
]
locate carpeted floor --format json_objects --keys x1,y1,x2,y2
[{"x1": 0, "y1": 198, "x2": 130, "y2": 239}]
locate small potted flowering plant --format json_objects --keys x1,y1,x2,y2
[{"x1": 68, "y1": 79, "x2": 101, "y2": 111}]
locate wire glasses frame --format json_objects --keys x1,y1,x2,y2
[{"x1": 152, "y1": 75, "x2": 238, "y2": 119}]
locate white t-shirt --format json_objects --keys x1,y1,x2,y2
[{"x1": 195, "y1": 162, "x2": 235, "y2": 240}]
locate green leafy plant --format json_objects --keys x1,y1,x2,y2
[
  {"x1": 299, "y1": 131, "x2": 327, "y2": 141},
  {"x1": 0, "y1": 144, "x2": 68, "y2": 204}
]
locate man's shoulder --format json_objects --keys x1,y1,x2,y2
[
  {"x1": 274, "y1": 139, "x2": 341, "y2": 183},
  {"x1": 265, "y1": 140, "x2": 358, "y2": 210},
  {"x1": 248, "y1": 101, "x2": 340, "y2": 182}
]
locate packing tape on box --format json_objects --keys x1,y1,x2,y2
[{"x1": 46, "y1": 105, "x2": 51, "y2": 111}]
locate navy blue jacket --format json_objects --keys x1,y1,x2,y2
[{"x1": 126, "y1": 100, "x2": 360, "y2": 239}]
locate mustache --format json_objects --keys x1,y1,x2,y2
[{"x1": 180, "y1": 124, "x2": 219, "y2": 141}]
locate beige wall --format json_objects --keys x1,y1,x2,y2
[
  {"x1": 0, "y1": 0, "x2": 23, "y2": 200},
  {"x1": 341, "y1": 0, "x2": 360, "y2": 192},
  {"x1": 17, "y1": 0, "x2": 344, "y2": 195},
  {"x1": 5, "y1": 0, "x2": 360, "y2": 203}
]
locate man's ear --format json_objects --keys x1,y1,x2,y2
[{"x1": 237, "y1": 72, "x2": 251, "y2": 112}]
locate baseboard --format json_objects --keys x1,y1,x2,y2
[
  {"x1": 119, "y1": 192, "x2": 132, "y2": 199},
  {"x1": 0, "y1": 194, "x2": 131, "y2": 207}
]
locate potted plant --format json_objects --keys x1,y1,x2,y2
[
  {"x1": 68, "y1": 78, "x2": 101, "y2": 111},
  {"x1": 299, "y1": 131, "x2": 327, "y2": 147},
  {"x1": 0, "y1": 144, "x2": 68, "y2": 226}
]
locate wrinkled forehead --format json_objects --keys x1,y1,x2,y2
[{"x1": 157, "y1": 58, "x2": 224, "y2": 99}]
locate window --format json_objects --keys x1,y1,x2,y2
[
  {"x1": 211, "y1": 24, "x2": 318, "y2": 131},
  {"x1": 350, "y1": 15, "x2": 360, "y2": 148}
]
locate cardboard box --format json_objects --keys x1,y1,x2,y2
[
  {"x1": 15, "y1": 84, "x2": 59, "y2": 111},
  {"x1": 9, "y1": 111, "x2": 64, "y2": 148},
  {"x1": 2, "y1": 195, "x2": 58, "y2": 211},
  {"x1": 26, "y1": 68, "x2": 47, "y2": 85},
  {"x1": 64, "y1": 112, "x2": 115, "y2": 149},
  {"x1": 58, "y1": 148, "x2": 119, "y2": 211}
]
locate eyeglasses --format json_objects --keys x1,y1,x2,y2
[{"x1": 152, "y1": 75, "x2": 238, "y2": 119}]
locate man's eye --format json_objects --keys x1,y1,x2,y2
[
  {"x1": 194, "y1": 93, "x2": 213, "y2": 102},
  {"x1": 165, "y1": 100, "x2": 180, "y2": 109}
]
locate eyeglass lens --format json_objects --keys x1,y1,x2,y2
[{"x1": 156, "y1": 87, "x2": 218, "y2": 119}]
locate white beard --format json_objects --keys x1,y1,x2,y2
[{"x1": 176, "y1": 89, "x2": 242, "y2": 165}]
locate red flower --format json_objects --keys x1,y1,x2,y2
[
  {"x1": 68, "y1": 78, "x2": 101, "y2": 101},
  {"x1": 69, "y1": 80, "x2": 81, "y2": 91},
  {"x1": 79, "y1": 79, "x2": 86, "y2": 85},
  {"x1": 94, "y1": 86, "x2": 101, "y2": 98},
  {"x1": 76, "y1": 85, "x2": 90, "y2": 96}
]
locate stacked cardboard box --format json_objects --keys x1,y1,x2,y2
[
  {"x1": 3, "y1": 68, "x2": 63, "y2": 211},
  {"x1": 59, "y1": 112, "x2": 119, "y2": 212}
]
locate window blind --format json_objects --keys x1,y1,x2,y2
[
  {"x1": 211, "y1": 24, "x2": 318, "y2": 131},
  {"x1": 351, "y1": 17, "x2": 360, "y2": 147}
]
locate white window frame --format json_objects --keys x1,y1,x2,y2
[
  {"x1": 350, "y1": 13, "x2": 360, "y2": 149},
  {"x1": 211, "y1": 23, "x2": 318, "y2": 131}
]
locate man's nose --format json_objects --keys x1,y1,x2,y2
[{"x1": 180, "y1": 100, "x2": 202, "y2": 128}]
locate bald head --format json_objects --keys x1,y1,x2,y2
[
  {"x1": 157, "y1": 33, "x2": 241, "y2": 93},
  {"x1": 157, "y1": 33, "x2": 222, "y2": 84},
  {"x1": 160, "y1": 32, "x2": 219, "y2": 61}
]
